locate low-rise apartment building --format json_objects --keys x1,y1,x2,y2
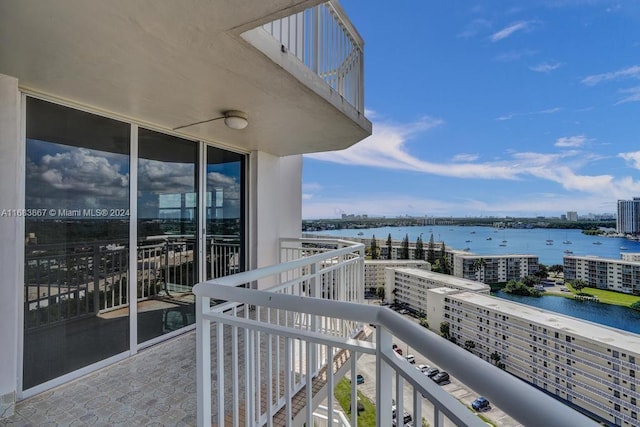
[
  {"x1": 364, "y1": 260, "x2": 430, "y2": 297},
  {"x1": 440, "y1": 291, "x2": 640, "y2": 427},
  {"x1": 453, "y1": 254, "x2": 540, "y2": 284},
  {"x1": 564, "y1": 255, "x2": 640, "y2": 294},
  {"x1": 384, "y1": 268, "x2": 489, "y2": 314}
]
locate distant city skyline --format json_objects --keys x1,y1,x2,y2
[{"x1": 302, "y1": 1, "x2": 640, "y2": 219}]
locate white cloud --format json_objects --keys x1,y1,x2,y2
[
  {"x1": 619, "y1": 151, "x2": 640, "y2": 169},
  {"x1": 452, "y1": 153, "x2": 480, "y2": 162},
  {"x1": 616, "y1": 86, "x2": 640, "y2": 104},
  {"x1": 457, "y1": 18, "x2": 492, "y2": 38},
  {"x1": 555, "y1": 135, "x2": 587, "y2": 148},
  {"x1": 306, "y1": 117, "x2": 521, "y2": 179},
  {"x1": 490, "y1": 21, "x2": 535, "y2": 42},
  {"x1": 581, "y1": 65, "x2": 640, "y2": 86},
  {"x1": 530, "y1": 62, "x2": 562, "y2": 73},
  {"x1": 495, "y1": 107, "x2": 561, "y2": 121},
  {"x1": 26, "y1": 146, "x2": 129, "y2": 209}
]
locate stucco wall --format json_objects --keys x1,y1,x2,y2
[{"x1": 0, "y1": 74, "x2": 22, "y2": 416}]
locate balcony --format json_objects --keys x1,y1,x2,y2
[
  {"x1": 11, "y1": 238, "x2": 600, "y2": 426},
  {"x1": 0, "y1": 0, "x2": 371, "y2": 157},
  {"x1": 244, "y1": 1, "x2": 365, "y2": 114}
]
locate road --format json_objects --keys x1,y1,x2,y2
[{"x1": 352, "y1": 325, "x2": 524, "y2": 427}]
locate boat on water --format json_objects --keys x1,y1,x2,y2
[
  {"x1": 357, "y1": 232, "x2": 364, "y2": 236},
  {"x1": 465, "y1": 240, "x2": 471, "y2": 243},
  {"x1": 546, "y1": 239, "x2": 553, "y2": 243},
  {"x1": 502, "y1": 240, "x2": 507, "y2": 243},
  {"x1": 593, "y1": 241, "x2": 602, "y2": 245},
  {"x1": 486, "y1": 237, "x2": 492, "y2": 240},
  {"x1": 546, "y1": 242, "x2": 553, "y2": 245},
  {"x1": 499, "y1": 243, "x2": 507, "y2": 247},
  {"x1": 563, "y1": 240, "x2": 572, "y2": 244},
  {"x1": 463, "y1": 247, "x2": 471, "y2": 251},
  {"x1": 621, "y1": 246, "x2": 629, "y2": 250},
  {"x1": 564, "y1": 249, "x2": 573, "y2": 254}
]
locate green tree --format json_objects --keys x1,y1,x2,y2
[
  {"x1": 572, "y1": 278, "x2": 588, "y2": 293},
  {"x1": 427, "y1": 233, "x2": 436, "y2": 264},
  {"x1": 400, "y1": 234, "x2": 410, "y2": 259},
  {"x1": 534, "y1": 264, "x2": 549, "y2": 279},
  {"x1": 375, "y1": 286, "x2": 385, "y2": 301},
  {"x1": 419, "y1": 316, "x2": 429, "y2": 329},
  {"x1": 386, "y1": 233, "x2": 393, "y2": 260},
  {"x1": 464, "y1": 340, "x2": 476, "y2": 352},
  {"x1": 490, "y1": 351, "x2": 506, "y2": 370},
  {"x1": 503, "y1": 279, "x2": 541, "y2": 297},
  {"x1": 438, "y1": 241, "x2": 450, "y2": 274},
  {"x1": 439, "y1": 321, "x2": 450, "y2": 339},
  {"x1": 521, "y1": 275, "x2": 540, "y2": 287},
  {"x1": 471, "y1": 257, "x2": 486, "y2": 282},
  {"x1": 415, "y1": 234, "x2": 424, "y2": 260},
  {"x1": 549, "y1": 264, "x2": 563, "y2": 277},
  {"x1": 370, "y1": 235, "x2": 379, "y2": 260}
]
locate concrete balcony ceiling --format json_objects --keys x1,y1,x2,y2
[{"x1": 0, "y1": 0, "x2": 371, "y2": 156}]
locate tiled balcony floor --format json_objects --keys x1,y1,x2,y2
[{"x1": 6, "y1": 330, "x2": 198, "y2": 426}]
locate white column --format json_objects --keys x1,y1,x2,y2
[
  {"x1": 0, "y1": 74, "x2": 22, "y2": 418},
  {"x1": 250, "y1": 152, "x2": 302, "y2": 288}
]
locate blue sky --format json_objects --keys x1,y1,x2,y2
[{"x1": 302, "y1": 1, "x2": 640, "y2": 219}]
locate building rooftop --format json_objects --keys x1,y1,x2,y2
[
  {"x1": 452, "y1": 292, "x2": 640, "y2": 353},
  {"x1": 393, "y1": 268, "x2": 490, "y2": 292}
]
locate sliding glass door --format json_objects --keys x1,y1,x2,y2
[
  {"x1": 23, "y1": 97, "x2": 247, "y2": 390},
  {"x1": 24, "y1": 98, "x2": 130, "y2": 389},
  {"x1": 137, "y1": 129, "x2": 198, "y2": 343},
  {"x1": 205, "y1": 146, "x2": 245, "y2": 281}
]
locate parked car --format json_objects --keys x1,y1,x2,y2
[
  {"x1": 417, "y1": 364, "x2": 430, "y2": 373},
  {"x1": 356, "y1": 374, "x2": 365, "y2": 384},
  {"x1": 432, "y1": 371, "x2": 450, "y2": 384},
  {"x1": 392, "y1": 411, "x2": 412, "y2": 426},
  {"x1": 472, "y1": 396, "x2": 491, "y2": 411},
  {"x1": 425, "y1": 367, "x2": 440, "y2": 378},
  {"x1": 405, "y1": 354, "x2": 415, "y2": 364}
]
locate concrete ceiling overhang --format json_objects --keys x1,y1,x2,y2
[{"x1": 0, "y1": 0, "x2": 372, "y2": 156}]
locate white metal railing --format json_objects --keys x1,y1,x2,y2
[
  {"x1": 259, "y1": 1, "x2": 364, "y2": 113},
  {"x1": 194, "y1": 238, "x2": 601, "y2": 427}
]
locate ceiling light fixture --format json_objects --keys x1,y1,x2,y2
[
  {"x1": 223, "y1": 110, "x2": 249, "y2": 130},
  {"x1": 172, "y1": 110, "x2": 249, "y2": 131}
]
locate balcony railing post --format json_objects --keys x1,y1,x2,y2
[
  {"x1": 310, "y1": 261, "x2": 318, "y2": 375},
  {"x1": 196, "y1": 295, "x2": 211, "y2": 427},
  {"x1": 92, "y1": 244, "x2": 100, "y2": 313},
  {"x1": 376, "y1": 326, "x2": 393, "y2": 426}
]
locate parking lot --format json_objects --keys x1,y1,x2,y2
[{"x1": 352, "y1": 323, "x2": 524, "y2": 427}]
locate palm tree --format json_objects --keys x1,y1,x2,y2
[{"x1": 471, "y1": 257, "x2": 486, "y2": 282}]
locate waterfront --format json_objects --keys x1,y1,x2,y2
[
  {"x1": 496, "y1": 292, "x2": 640, "y2": 335},
  {"x1": 314, "y1": 225, "x2": 640, "y2": 265}
]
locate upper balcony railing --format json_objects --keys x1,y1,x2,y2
[
  {"x1": 258, "y1": 1, "x2": 364, "y2": 113},
  {"x1": 194, "y1": 238, "x2": 600, "y2": 427}
]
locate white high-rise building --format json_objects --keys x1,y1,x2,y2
[{"x1": 617, "y1": 198, "x2": 640, "y2": 235}]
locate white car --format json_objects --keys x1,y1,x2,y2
[
  {"x1": 417, "y1": 364, "x2": 430, "y2": 373},
  {"x1": 405, "y1": 354, "x2": 415, "y2": 364}
]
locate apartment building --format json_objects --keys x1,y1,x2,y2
[
  {"x1": 0, "y1": 0, "x2": 370, "y2": 418},
  {"x1": 617, "y1": 198, "x2": 640, "y2": 235},
  {"x1": 564, "y1": 255, "x2": 640, "y2": 294},
  {"x1": 364, "y1": 259, "x2": 430, "y2": 297},
  {"x1": 622, "y1": 253, "x2": 640, "y2": 262},
  {"x1": 442, "y1": 291, "x2": 640, "y2": 427},
  {"x1": 384, "y1": 268, "x2": 489, "y2": 314},
  {"x1": 453, "y1": 254, "x2": 540, "y2": 284}
]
